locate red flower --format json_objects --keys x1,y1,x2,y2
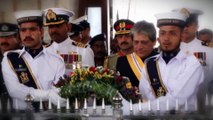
[
  {"x1": 89, "y1": 66, "x2": 96, "y2": 72},
  {"x1": 70, "y1": 72, "x2": 74, "y2": 76},
  {"x1": 103, "y1": 69, "x2": 109, "y2": 74},
  {"x1": 117, "y1": 76, "x2": 123, "y2": 84},
  {"x1": 133, "y1": 86, "x2": 139, "y2": 95}
]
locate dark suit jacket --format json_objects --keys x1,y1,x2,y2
[
  {"x1": 0, "y1": 53, "x2": 8, "y2": 96},
  {"x1": 116, "y1": 56, "x2": 139, "y2": 87},
  {"x1": 116, "y1": 51, "x2": 159, "y2": 87}
]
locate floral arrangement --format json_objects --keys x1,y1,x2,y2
[{"x1": 55, "y1": 66, "x2": 140, "y2": 105}]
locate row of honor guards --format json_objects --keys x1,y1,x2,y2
[{"x1": 0, "y1": 7, "x2": 213, "y2": 114}]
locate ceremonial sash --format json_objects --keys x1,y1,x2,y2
[
  {"x1": 145, "y1": 57, "x2": 167, "y2": 98},
  {"x1": 7, "y1": 52, "x2": 40, "y2": 89},
  {"x1": 7, "y1": 52, "x2": 46, "y2": 111},
  {"x1": 126, "y1": 53, "x2": 144, "y2": 81}
]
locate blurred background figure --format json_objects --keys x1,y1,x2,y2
[
  {"x1": 110, "y1": 38, "x2": 119, "y2": 54},
  {"x1": 89, "y1": 33, "x2": 107, "y2": 67},
  {"x1": 173, "y1": 7, "x2": 213, "y2": 113},
  {"x1": 0, "y1": 23, "x2": 21, "y2": 55},
  {"x1": 69, "y1": 23, "x2": 83, "y2": 43},
  {"x1": 198, "y1": 28, "x2": 213, "y2": 47},
  {"x1": 174, "y1": 8, "x2": 203, "y2": 43},
  {"x1": 0, "y1": 22, "x2": 21, "y2": 112},
  {"x1": 79, "y1": 20, "x2": 91, "y2": 45}
]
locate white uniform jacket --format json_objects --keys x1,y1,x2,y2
[
  {"x1": 1, "y1": 47, "x2": 65, "y2": 109},
  {"x1": 47, "y1": 37, "x2": 95, "y2": 67},
  {"x1": 122, "y1": 49, "x2": 204, "y2": 114},
  {"x1": 181, "y1": 38, "x2": 213, "y2": 112},
  {"x1": 181, "y1": 38, "x2": 213, "y2": 83}
]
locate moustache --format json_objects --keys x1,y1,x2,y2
[
  {"x1": 24, "y1": 36, "x2": 34, "y2": 41},
  {"x1": 120, "y1": 42, "x2": 128, "y2": 45},
  {"x1": 0, "y1": 42, "x2": 9, "y2": 46}
]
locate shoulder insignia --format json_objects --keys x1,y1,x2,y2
[
  {"x1": 72, "y1": 41, "x2": 88, "y2": 48},
  {"x1": 201, "y1": 41, "x2": 213, "y2": 48},
  {"x1": 201, "y1": 41, "x2": 208, "y2": 46}
]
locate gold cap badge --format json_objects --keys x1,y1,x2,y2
[
  {"x1": 119, "y1": 22, "x2": 126, "y2": 29},
  {"x1": 46, "y1": 9, "x2": 57, "y2": 20},
  {"x1": 180, "y1": 8, "x2": 190, "y2": 18}
]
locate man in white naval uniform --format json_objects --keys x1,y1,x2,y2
[
  {"x1": 122, "y1": 12, "x2": 204, "y2": 115},
  {"x1": 43, "y1": 8, "x2": 94, "y2": 67},
  {"x1": 173, "y1": 8, "x2": 213, "y2": 82},
  {"x1": 173, "y1": 8, "x2": 213, "y2": 113},
  {"x1": 1, "y1": 10, "x2": 66, "y2": 111}
]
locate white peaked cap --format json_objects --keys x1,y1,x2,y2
[
  {"x1": 14, "y1": 10, "x2": 43, "y2": 25},
  {"x1": 155, "y1": 12, "x2": 188, "y2": 27},
  {"x1": 155, "y1": 12, "x2": 188, "y2": 22},
  {"x1": 70, "y1": 15, "x2": 87, "y2": 23},
  {"x1": 43, "y1": 8, "x2": 75, "y2": 26},
  {"x1": 172, "y1": 8, "x2": 203, "y2": 15},
  {"x1": 43, "y1": 8, "x2": 75, "y2": 17}
]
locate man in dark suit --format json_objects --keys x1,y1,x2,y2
[{"x1": 116, "y1": 20, "x2": 158, "y2": 87}]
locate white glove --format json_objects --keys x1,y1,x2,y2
[
  {"x1": 30, "y1": 89, "x2": 49, "y2": 101},
  {"x1": 48, "y1": 89, "x2": 66, "y2": 107},
  {"x1": 30, "y1": 88, "x2": 66, "y2": 107},
  {"x1": 50, "y1": 86, "x2": 60, "y2": 93}
]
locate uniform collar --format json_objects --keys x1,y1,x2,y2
[
  {"x1": 25, "y1": 46, "x2": 43, "y2": 58},
  {"x1": 142, "y1": 50, "x2": 159, "y2": 62},
  {"x1": 181, "y1": 38, "x2": 202, "y2": 50},
  {"x1": 54, "y1": 37, "x2": 72, "y2": 46},
  {"x1": 19, "y1": 46, "x2": 47, "y2": 57},
  {"x1": 158, "y1": 49, "x2": 186, "y2": 64},
  {"x1": 184, "y1": 38, "x2": 201, "y2": 45}
]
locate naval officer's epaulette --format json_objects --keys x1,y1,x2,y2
[
  {"x1": 72, "y1": 41, "x2": 88, "y2": 48},
  {"x1": 201, "y1": 41, "x2": 213, "y2": 48}
]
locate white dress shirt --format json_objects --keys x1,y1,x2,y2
[
  {"x1": 47, "y1": 37, "x2": 95, "y2": 67},
  {"x1": 2, "y1": 47, "x2": 65, "y2": 109},
  {"x1": 122, "y1": 49, "x2": 204, "y2": 115}
]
